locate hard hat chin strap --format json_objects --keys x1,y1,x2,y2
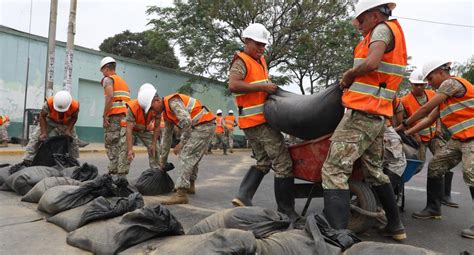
[{"x1": 376, "y1": 5, "x2": 391, "y2": 17}]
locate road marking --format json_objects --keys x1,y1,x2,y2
[{"x1": 405, "y1": 185, "x2": 461, "y2": 195}]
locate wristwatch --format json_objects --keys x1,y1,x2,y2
[{"x1": 402, "y1": 119, "x2": 409, "y2": 127}]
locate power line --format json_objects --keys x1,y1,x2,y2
[{"x1": 393, "y1": 15, "x2": 474, "y2": 28}]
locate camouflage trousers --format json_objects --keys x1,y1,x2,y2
[
  {"x1": 419, "y1": 136, "x2": 446, "y2": 164},
  {"x1": 322, "y1": 110, "x2": 390, "y2": 190},
  {"x1": 243, "y1": 123, "x2": 293, "y2": 178},
  {"x1": 23, "y1": 121, "x2": 79, "y2": 161},
  {"x1": 105, "y1": 114, "x2": 128, "y2": 175},
  {"x1": 120, "y1": 130, "x2": 160, "y2": 171},
  {"x1": 213, "y1": 132, "x2": 227, "y2": 149},
  {"x1": 175, "y1": 122, "x2": 215, "y2": 189},
  {"x1": 0, "y1": 125, "x2": 8, "y2": 142},
  {"x1": 428, "y1": 138, "x2": 474, "y2": 186},
  {"x1": 383, "y1": 126, "x2": 406, "y2": 177},
  {"x1": 227, "y1": 131, "x2": 234, "y2": 149}
]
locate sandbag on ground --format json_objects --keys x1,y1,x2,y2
[
  {"x1": 5, "y1": 166, "x2": 62, "y2": 195},
  {"x1": 47, "y1": 201, "x2": 92, "y2": 232},
  {"x1": 135, "y1": 169, "x2": 174, "y2": 195},
  {"x1": 187, "y1": 206, "x2": 291, "y2": 238},
  {"x1": 22, "y1": 177, "x2": 82, "y2": 203},
  {"x1": 264, "y1": 85, "x2": 344, "y2": 140},
  {"x1": 61, "y1": 163, "x2": 98, "y2": 182},
  {"x1": 67, "y1": 204, "x2": 184, "y2": 254},
  {"x1": 343, "y1": 241, "x2": 441, "y2": 255},
  {"x1": 0, "y1": 165, "x2": 10, "y2": 186},
  {"x1": 38, "y1": 185, "x2": 81, "y2": 214}
]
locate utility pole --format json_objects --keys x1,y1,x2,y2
[
  {"x1": 44, "y1": 0, "x2": 58, "y2": 98},
  {"x1": 63, "y1": 0, "x2": 77, "y2": 92}
]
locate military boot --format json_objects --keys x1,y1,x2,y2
[
  {"x1": 323, "y1": 189, "x2": 350, "y2": 229},
  {"x1": 461, "y1": 186, "x2": 474, "y2": 239},
  {"x1": 442, "y1": 171, "x2": 459, "y2": 208},
  {"x1": 412, "y1": 178, "x2": 443, "y2": 219},
  {"x1": 275, "y1": 177, "x2": 300, "y2": 222},
  {"x1": 162, "y1": 188, "x2": 188, "y2": 205},
  {"x1": 187, "y1": 180, "x2": 195, "y2": 194},
  {"x1": 374, "y1": 183, "x2": 407, "y2": 241},
  {"x1": 232, "y1": 166, "x2": 266, "y2": 207},
  {"x1": 223, "y1": 145, "x2": 228, "y2": 155}
]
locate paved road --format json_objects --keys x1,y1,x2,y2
[{"x1": 0, "y1": 150, "x2": 472, "y2": 254}]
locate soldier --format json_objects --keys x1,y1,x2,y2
[
  {"x1": 224, "y1": 110, "x2": 238, "y2": 153},
  {"x1": 321, "y1": 0, "x2": 407, "y2": 240},
  {"x1": 138, "y1": 86, "x2": 215, "y2": 205},
  {"x1": 0, "y1": 115, "x2": 9, "y2": 147},
  {"x1": 400, "y1": 69, "x2": 457, "y2": 207},
  {"x1": 228, "y1": 23, "x2": 299, "y2": 221},
  {"x1": 125, "y1": 83, "x2": 161, "y2": 169},
  {"x1": 400, "y1": 60, "x2": 474, "y2": 239},
  {"x1": 213, "y1": 109, "x2": 228, "y2": 155},
  {"x1": 100, "y1": 56, "x2": 130, "y2": 176},
  {"x1": 12, "y1": 91, "x2": 80, "y2": 169}
]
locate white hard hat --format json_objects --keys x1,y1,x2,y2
[
  {"x1": 242, "y1": 23, "x2": 270, "y2": 45},
  {"x1": 100, "y1": 56, "x2": 116, "y2": 70},
  {"x1": 139, "y1": 83, "x2": 156, "y2": 93},
  {"x1": 228, "y1": 110, "x2": 234, "y2": 114},
  {"x1": 422, "y1": 59, "x2": 452, "y2": 81},
  {"x1": 216, "y1": 109, "x2": 222, "y2": 114},
  {"x1": 53, "y1": 90, "x2": 73, "y2": 112},
  {"x1": 408, "y1": 69, "x2": 426, "y2": 84},
  {"x1": 138, "y1": 87, "x2": 157, "y2": 113},
  {"x1": 353, "y1": 0, "x2": 396, "y2": 25}
]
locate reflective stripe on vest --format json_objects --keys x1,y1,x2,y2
[
  {"x1": 163, "y1": 94, "x2": 215, "y2": 128},
  {"x1": 349, "y1": 82, "x2": 396, "y2": 101},
  {"x1": 126, "y1": 99, "x2": 156, "y2": 132},
  {"x1": 105, "y1": 74, "x2": 130, "y2": 116},
  {"x1": 353, "y1": 59, "x2": 405, "y2": 77},
  {"x1": 46, "y1": 96, "x2": 80, "y2": 125},
  {"x1": 401, "y1": 90, "x2": 437, "y2": 142},
  {"x1": 241, "y1": 103, "x2": 265, "y2": 118},
  {"x1": 440, "y1": 98, "x2": 474, "y2": 118}
]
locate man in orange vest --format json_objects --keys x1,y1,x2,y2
[
  {"x1": 224, "y1": 110, "x2": 238, "y2": 153},
  {"x1": 401, "y1": 69, "x2": 458, "y2": 208},
  {"x1": 399, "y1": 60, "x2": 474, "y2": 239},
  {"x1": 124, "y1": 83, "x2": 161, "y2": 170},
  {"x1": 138, "y1": 86, "x2": 215, "y2": 205},
  {"x1": 228, "y1": 23, "x2": 299, "y2": 221},
  {"x1": 321, "y1": 1, "x2": 407, "y2": 240},
  {"x1": 0, "y1": 115, "x2": 9, "y2": 147},
  {"x1": 12, "y1": 91, "x2": 80, "y2": 169},
  {"x1": 100, "y1": 56, "x2": 131, "y2": 176},
  {"x1": 213, "y1": 109, "x2": 228, "y2": 155}
]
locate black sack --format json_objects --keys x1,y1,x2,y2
[
  {"x1": 53, "y1": 153, "x2": 80, "y2": 169},
  {"x1": 135, "y1": 168, "x2": 174, "y2": 195},
  {"x1": 31, "y1": 135, "x2": 73, "y2": 167},
  {"x1": 264, "y1": 84, "x2": 344, "y2": 140},
  {"x1": 5, "y1": 166, "x2": 62, "y2": 195},
  {"x1": 77, "y1": 192, "x2": 145, "y2": 228},
  {"x1": 310, "y1": 214, "x2": 360, "y2": 251},
  {"x1": 397, "y1": 131, "x2": 420, "y2": 150},
  {"x1": 62, "y1": 163, "x2": 98, "y2": 182}
]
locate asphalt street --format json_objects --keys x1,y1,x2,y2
[{"x1": 0, "y1": 150, "x2": 472, "y2": 254}]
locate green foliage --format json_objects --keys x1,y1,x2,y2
[
  {"x1": 146, "y1": 0, "x2": 357, "y2": 93},
  {"x1": 99, "y1": 30, "x2": 179, "y2": 69},
  {"x1": 453, "y1": 56, "x2": 474, "y2": 83}
]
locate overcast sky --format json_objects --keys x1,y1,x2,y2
[{"x1": 1, "y1": 0, "x2": 473, "y2": 93}]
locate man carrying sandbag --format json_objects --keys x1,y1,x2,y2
[
  {"x1": 124, "y1": 83, "x2": 161, "y2": 171},
  {"x1": 137, "y1": 85, "x2": 215, "y2": 204},
  {"x1": 228, "y1": 23, "x2": 299, "y2": 221},
  {"x1": 321, "y1": 0, "x2": 407, "y2": 241},
  {"x1": 13, "y1": 91, "x2": 80, "y2": 169}
]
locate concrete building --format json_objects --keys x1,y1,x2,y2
[{"x1": 0, "y1": 25, "x2": 243, "y2": 144}]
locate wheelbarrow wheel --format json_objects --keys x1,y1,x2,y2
[{"x1": 348, "y1": 180, "x2": 377, "y2": 233}]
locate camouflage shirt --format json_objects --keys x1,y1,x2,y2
[
  {"x1": 370, "y1": 22, "x2": 394, "y2": 53},
  {"x1": 437, "y1": 78, "x2": 466, "y2": 98}
]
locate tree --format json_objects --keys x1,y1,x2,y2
[
  {"x1": 453, "y1": 56, "x2": 474, "y2": 83},
  {"x1": 99, "y1": 30, "x2": 180, "y2": 69},
  {"x1": 146, "y1": 0, "x2": 356, "y2": 93}
]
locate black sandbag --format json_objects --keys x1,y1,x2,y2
[
  {"x1": 67, "y1": 205, "x2": 184, "y2": 254},
  {"x1": 22, "y1": 176, "x2": 82, "y2": 203},
  {"x1": 38, "y1": 185, "x2": 81, "y2": 214},
  {"x1": 78, "y1": 192, "x2": 144, "y2": 228},
  {"x1": 47, "y1": 202, "x2": 92, "y2": 232},
  {"x1": 397, "y1": 130, "x2": 420, "y2": 150},
  {"x1": 53, "y1": 153, "x2": 80, "y2": 169},
  {"x1": 187, "y1": 206, "x2": 291, "y2": 238},
  {"x1": 62, "y1": 163, "x2": 98, "y2": 182},
  {"x1": 344, "y1": 241, "x2": 441, "y2": 255},
  {"x1": 0, "y1": 165, "x2": 10, "y2": 186},
  {"x1": 135, "y1": 169, "x2": 174, "y2": 195},
  {"x1": 309, "y1": 214, "x2": 360, "y2": 251},
  {"x1": 31, "y1": 135, "x2": 72, "y2": 167},
  {"x1": 5, "y1": 166, "x2": 62, "y2": 195},
  {"x1": 264, "y1": 84, "x2": 344, "y2": 140}
]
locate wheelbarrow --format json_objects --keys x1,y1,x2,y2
[{"x1": 289, "y1": 133, "x2": 424, "y2": 233}]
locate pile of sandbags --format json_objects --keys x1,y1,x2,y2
[
  {"x1": 5, "y1": 166, "x2": 62, "y2": 195},
  {"x1": 22, "y1": 177, "x2": 82, "y2": 203}
]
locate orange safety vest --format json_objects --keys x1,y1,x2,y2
[
  {"x1": 232, "y1": 52, "x2": 269, "y2": 129},
  {"x1": 439, "y1": 77, "x2": 474, "y2": 141},
  {"x1": 46, "y1": 96, "x2": 80, "y2": 125},
  {"x1": 342, "y1": 20, "x2": 407, "y2": 117},
  {"x1": 224, "y1": 115, "x2": 236, "y2": 131},
  {"x1": 163, "y1": 93, "x2": 215, "y2": 128},
  {"x1": 103, "y1": 74, "x2": 130, "y2": 116},
  {"x1": 401, "y1": 90, "x2": 437, "y2": 142},
  {"x1": 126, "y1": 99, "x2": 157, "y2": 132},
  {"x1": 215, "y1": 116, "x2": 225, "y2": 134},
  {"x1": 0, "y1": 115, "x2": 8, "y2": 126},
  {"x1": 160, "y1": 115, "x2": 165, "y2": 128}
]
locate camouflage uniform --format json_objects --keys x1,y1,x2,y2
[
  {"x1": 322, "y1": 110, "x2": 390, "y2": 190},
  {"x1": 383, "y1": 126, "x2": 407, "y2": 177},
  {"x1": 160, "y1": 98, "x2": 215, "y2": 189},
  {"x1": 23, "y1": 103, "x2": 79, "y2": 162},
  {"x1": 105, "y1": 114, "x2": 128, "y2": 175},
  {"x1": 0, "y1": 123, "x2": 8, "y2": 143},
  {"x1": 214, "y1": 132, "x2": 228, "y2": 150},
  {"x1": 123, "y1": 107, "x2": 160, "y2": 169},
  {"x1": 243, "y1": 123, "x2": 293, "y2": 178}
]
